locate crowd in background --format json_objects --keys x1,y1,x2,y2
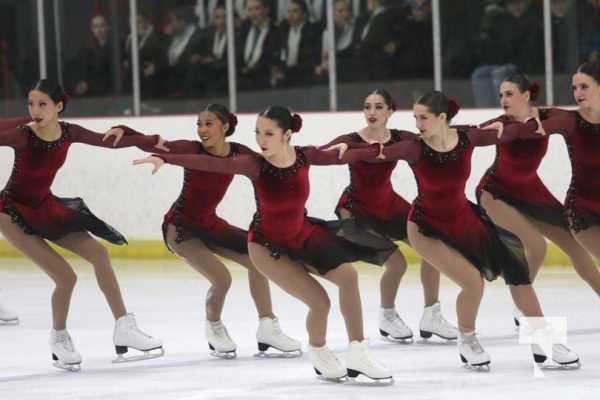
[{"x1": 1, "y1": 0, "x2": 599, "y2": 107}]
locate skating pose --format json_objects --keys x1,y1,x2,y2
[
  {"x1": 320, "y1": 89, "x2": 457, "y2": 342},
  {"x1": 134, "y1": 106, "x2": 394, "y2": 384},
  {"x1": 108, "y1": 103, "x2": 300, "y2": 358},
  {"x1": 476, "y1": 75, "x2": 600, "y2": 326},
  {"x1": 0, "y1": 79, "x2": 164, "y2": 370},
  {"x1": 358, "y1": 90, "x2": 579, "y2": 371},
  {"x1": 534, "y1": 54, "x2": 600, "y2": 269}
]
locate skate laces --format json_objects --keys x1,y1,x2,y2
[
  {"x1": 122, "y1": 315, "x2": 152, "y2": 339},
  {"x1": 211, "y1": 321, "x2": 232, "y2": 341},
  {"x1": 553, "y1": 343, "x2": 571, "y2": 355},
  {"x1": 383, "y1": 309, "x2": 407, "y2": 327},
  {"x1": 461, "y1": 333, "x2": 484, "y2": 354},
  {"x1": 57, "y1": 331, "x2": 75, "y2": 352},
  {"x1": 351, "y1": 341, "x2": 387, "y2": 371}
]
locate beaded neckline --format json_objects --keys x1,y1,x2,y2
[
  {"x1": 26, "y1": 121, "x2": 70, "y2": 150},
  {"x1": 258, "y1": 146, "x2": 307, "y2": 178},
  {"x1": 420, "y1": 128, "x2": 468, "y2": 163},
  {"x1": 350, "y1": 129, "x2": 403, "y2": 145},
  {"x1": 573, "y1": 111, "x2": 600, "y2": 134}
]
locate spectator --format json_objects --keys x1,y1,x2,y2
[
  {"x1": 394, "y1": 0, "x2": 433, "y2": 78},
  {"x1": 355, "y1": 0, "x2": 403, "y2": 80},
  {"x1": 470, "y1": 0, "x2": 544, "y2": 107},
  {"x1": 236, "y1": 0, "x2": 281, "y2": 91},
  {"x1": 197, "y1": 3, "x2": 229, "y2": 94},
  {"x1": 69, "y1": 14, "x2": 123, "y2": 97},
  {"x1": 163, "y1": 7, "x2": 204, "y2": 97},
  {"x1": 271, "y1": 0, "x2": 322, "y2": 87},
  {"x1": 123, "y1": 11, "x2": 169, "y2": 98},
  {"x1": 315, "y1": 0, "x2": 363, "y2": 82}
]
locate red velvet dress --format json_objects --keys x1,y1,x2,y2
[
  {"x1": 539, "y1": 109, "x2": 600, "y2": 232},
  {"x1": 157, "y1": 145, "x2": 395, "y2": 274},
  {"x1": 476, "y1": 109, "x2": 567, "y2": 229},
  {"x1": 0, "y1": 122, "x2": 158, "y2": 243},
  {"x1": 117, "y1": 125, "x2": 255, "y2": 254},
  {"x1": 381, "y1": 124, "x2": 539, "y2": 284}
]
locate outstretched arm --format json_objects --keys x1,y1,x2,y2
[
  {"x1": 466, "y1": 119, "x2": 542, "y2": 146},
  {"x1": 307, "y1": 143, "x2": 381, "y2": 165},
  {"x1": 69, "y1": 123, "x2": 162, "y2": 148},
  {"x1": 135, "y1": 153, "x2": 261, "y2": 180},
  {"x1": 0, "y1": 126, "x2": 29, "y2": 149},
  {"x1": 537, "y1": 108, "x2": 576, "y2": 137},
  {"x1": 107, "y1": 125, "x2": 199, "y2": 153},
  {"x1": 0, "y1": 116, "x2": 31, "y2": 131}
]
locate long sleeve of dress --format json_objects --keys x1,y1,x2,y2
[
  {"x1": 0, "y1": 126, "x2": 29, "y2": 149},
  {"x1": 538, "y1": 108, "x2": 576, "y2": 137},
  {"x1": 307, "y1": 143, "x2": 381, "y2": 165},
  {"x1": 157, "y1": 153, "x2": 261, "y2": 180},
  {"x1": 466, "y1": 120, "x2": 541, "y2": 146},
  {"x1": 113, "y1": 125, "x2": 200, "y2": 154},
  {"x1": 0, "y1": 116, "x2": 31, "y2": 131},
  {"x1": 379, "y1": 140, "x2": 422, "y2": 164},
  {"x1": 69, "y1": 124, "x2": 159, "y2": 148}
]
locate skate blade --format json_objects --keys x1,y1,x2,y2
[
  {"x1": 381, "y1": 335, "x2": 413, "y2": 344},
  {"x1": 462, "y1": 362, "x2": 491, "y2": 372},
  {"x1": 53, "y1": 360, "x2": 81, "y2": 372},
  {"x1": 209, "y1": 349, "x2": 237, "y2": 359},
  {"x1": 536, "y1": 360, "x2": 582, "y2": 370},
  {"x1": 0, "y1": 318, "x2": 19, "y2": 325},
  {"x1": 316, "y1": 374, "x2": 348, "y2": 384},
  {"x1": 254, "y1": 349, "x2": 303, "y2": 358},
  {"x1": 345, "y1": 374, "x2": 394, "y2": 386},
  {"x1": 112, "y1": 347, "x2": 165, "y2": 363}
]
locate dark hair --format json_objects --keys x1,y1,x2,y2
[
  {"x1": 415, "y1": 90, "x2": 460, "y2": 122},
  {"x1": 29, "y1": 79, "x2": 69, "y2": 114},
  {"x1": 258, "y1": 105, "x2": 302, "y2": 133},
  {"x1": 577, "y1": 52, "x2": 600, "y2": 84},
  {"x1": 503, "y1": 74, "x2": 541, "y2": 101},
  {"x1": 290, "y1": 0, "x2": 309, "y2": 15},
  {"x1": 201, "y1": 103, "x2": 236, "y2": 136},
  {"x1": 171, "y1": 7, "x2": 197, "y2": 25},
  {"x1": 366, "y1": 89, "x2": 396, "y2": 111}
]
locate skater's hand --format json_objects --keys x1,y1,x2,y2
[
  {"x1": 103, "y1": 127, "x2": 124, "y2": 146},
  {"x1": 368, "y1": 140, "x2": 385, "y2": 159},
  {"x1": 479, "y1": 121, "x2": 504, "y2": 139},
  {"x1": 133, "y1": 156, "x2": 164, "y2": 175},
  {"x1": 534, "y1": 117, "x2": 546, "y2": 136},
  {"x1": 155, "y1": 136, "x2": 170, "y2": 152},
  {"x1": 321, "y1": 143, "x2": 348, "y2": 159}
]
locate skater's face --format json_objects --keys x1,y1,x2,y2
[
  {"x1": 28, "y1": 90, "x2": 62, "y2": 127},
  {"x1": 363, "y1": 94, "x2": 393, "y2": 129},
  {"x1": 196, "y1": 111, "x2": 229, "y2": 147},
  {"x1": 499, "y1": 81, "x2": 530, "y2": 118},
  {"x1": 572, "y1": 72, "x2": 600, "y2": 109},
  {"x1": 413, "y1": 103, "x2": 444, "y2": 138},
  {"x1": 255, "y1": 116, "x2": 290, "y2": 157}
]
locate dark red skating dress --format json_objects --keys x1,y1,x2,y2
[
  {"x1": 476, "y1": 109, "x2": 567, "y2": 229},
  {"x1": 117, "y1": 125, "x2": 255, "y2": 254},
  {"x1": 381, "y1": 126, "x2": 537, "y2": 284},
  {"x1": 157, "y1": 145, "x2": 395, "y2": 274},
  {"x1": 540, "y1": 109, "x2": 600, "y2": 232},
  {"x1": 0, "y1": 122, "x2": 158, "y2": 243}
]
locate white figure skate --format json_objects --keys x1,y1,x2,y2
[
  {"x1": 307, "y1": 344, "x2": 347, "y2": 382},
  {"x1": 0, "y1": 299, "x2": 18, "y2": 324},
  {"x1": 255, "y1": 317, "x2": 302, "y2": 357},
  {"x1": 378, "y1": 307, "x2": 413, "y2": 342},
  {"x1": 50, "y1": 328, "x2": 82, "y2": 371},
  {"x1": 531, "y1": 326, "x2": 581, "y2": 369},
  {"x1": 206, "y1": 319, "x2": 237, "y2": 359},
  {"x1": 112, "y1": 313, "x2": 164, "y2": 363},
  {"x1": 419, "y1": 301, "x2": 457, "y2": 340},
  {"x1": 345, "y1": 340, "x2": 394, "y2": 386},
  {"x1": 458, "y1": 331, "x2": 490, "y2": 371}
]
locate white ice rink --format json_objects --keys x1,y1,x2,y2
[{"x1": 1, "y1": 259, "x2": 599, "y2": 400}]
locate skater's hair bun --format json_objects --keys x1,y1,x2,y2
[
  {"x1": 201, "y1": 103, "x2": 237, "y2": 136},
  {"x1": 577, "y1": 52, "x2": 600, "y2": 84},
  {"x1": 503, "y1": 74, "x2": 541, "y2": 102},
  {"x1": 259, "y1": 105, "x2": 303, "y2": 134},
  {"x1": 415, "y1": 90, "x2": 460, "y2": 123}
]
